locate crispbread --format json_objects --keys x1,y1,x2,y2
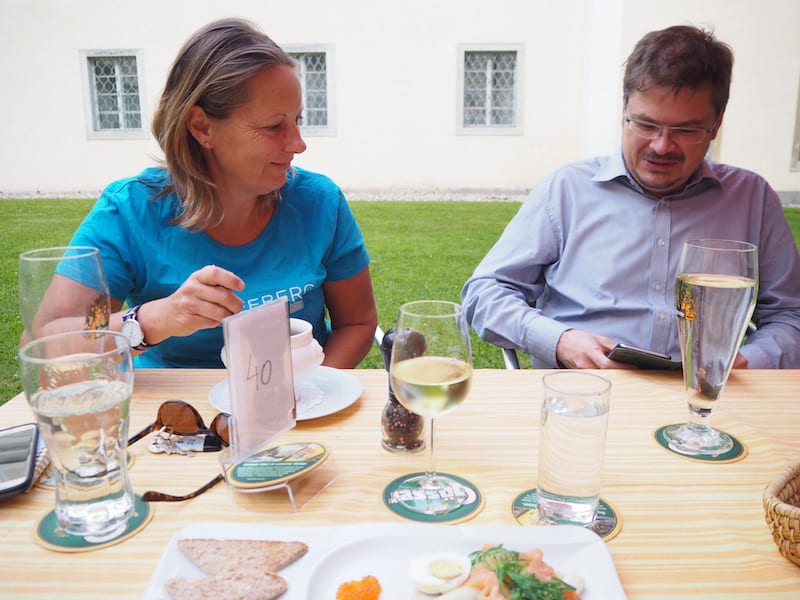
[
  {"x1": 177, "y1": 538, "x2": 308, "y2": 575},
  {"x1": 165, "y1": 570, "x2": 287, "y2": 600}
]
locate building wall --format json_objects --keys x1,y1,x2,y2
[{"x1": 0, "y1": 0, "x2": 797, "y2": 198}]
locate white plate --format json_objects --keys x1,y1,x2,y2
[
  {"x1": 208, "y1": 366, "x2": 363, "y2": 421},
  {"x1": 143, "y1": 522, "x2": 625, "y2": 600}
]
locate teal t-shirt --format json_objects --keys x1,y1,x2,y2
[{"x1": 68, "y1": 166, "x2": 370, "y2": 368}]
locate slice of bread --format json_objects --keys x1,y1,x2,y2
[
  {"x1": 165, "y1": 570, "x2": 287, "y2": 600},
  {"x1": 177, "y1": 538, "x2": 309, "y2": 575}
]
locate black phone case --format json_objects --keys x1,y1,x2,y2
[
  {"x1": 0, "y1": 423, "x2": 39, "y2": 501},
  {"x1": 607, "y1": 346, "x2": 682, "y2": 370}
]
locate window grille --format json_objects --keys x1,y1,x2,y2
[
  {"x1": 463, "y1": 51, "x2": 517, "y2": 128},
  {"x1": 290, "y1": 52, "x2": 328, "y2": 128},
  {"x1": 88, "y1": 55, "x2": 142, "y2": 131}
]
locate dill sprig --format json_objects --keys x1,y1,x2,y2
[{"x1": 468, "y1": 545, "x2": 576, "y2": 600}]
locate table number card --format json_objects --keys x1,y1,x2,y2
[{"x1": 222, "y1": 298, "x2": 295, "y2": 460}]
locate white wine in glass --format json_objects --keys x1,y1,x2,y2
[
  {"x1": 389, "y1": 300, "x2": 473, "y2": 515},
  {"x1": 663, "y1": 239, "x2": 757, "y2": 455}
]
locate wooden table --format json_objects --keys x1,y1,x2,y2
[{"x1": 0, "y1": 369, "x2": 798, "y2": 598}]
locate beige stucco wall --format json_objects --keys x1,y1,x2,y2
[{"x1": 0, "y1": 0, "x2": 797, "y2": 197}]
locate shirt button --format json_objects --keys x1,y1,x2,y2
[
  {"x1": 654, "y1": 282, "x2": 663, "y2": 291},
  {"x1": 658, "y1": 312, "x2": 666, "y2": 320},
  {"x1": 658, "y1": 239, "x2": 666, "y2": 247}
]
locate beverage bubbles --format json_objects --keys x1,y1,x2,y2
[
  {"x1": 19, "y1": 331, "x2": 134, "y2": 538},
  {"x1": 536, "y1": 372, "x2": 611, "y2": 526}
]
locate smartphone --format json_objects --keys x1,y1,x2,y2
[
  {"x1": 0, "y1": 423, "x2": 39, "y2": 501},
  {"x1": 607, "y1": 343, "x2": 682, "y2": 370}
]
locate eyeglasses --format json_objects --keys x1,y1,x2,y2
[
  {"x1": 624, "y1": 111, "x2": 717, "y2": 144},
  {"x1": 128, "y1": 400, "x2": 230, "y2": 503}
]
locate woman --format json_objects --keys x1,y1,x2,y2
[{"x1": 45, "y1": 18, "x2": 377, "y2": 368}]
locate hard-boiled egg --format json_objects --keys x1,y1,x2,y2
[{"x1": 408, "y1": 552, "x2": 471, "y2": 595}]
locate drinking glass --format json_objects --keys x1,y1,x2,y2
[
  {"x1": 389, "y1": 300, "x2": 473, "y2": 515},
  {"x1": 19, "y1": 246, "x2": 110, "y2": 342},
  {"x1": 663, "y1": 239, "x2": 758, "y2": 455},
  {"x1": 19, "y1": 331, "x2": 135, "y2": 538}
]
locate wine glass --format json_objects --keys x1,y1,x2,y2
[
  {"x1": 663, "y1": 239, "x2": 758, "y2": 455},
  {"x1": 19, "y1": 246, "x2": 110, "y2": 342},
  {"x1": 389, "y1": 300, "x2": 473, "y2": 515}
]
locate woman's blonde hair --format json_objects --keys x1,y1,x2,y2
[{"x1": 151, "y1": 18, "x2": 294, "y2": 230}]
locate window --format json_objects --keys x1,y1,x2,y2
[
  {"x1": 80, "y1": 50, "x2": 147, "y2": 139},
  {"x1": 458, "y1": 45, "x2": 523, "y2": 135},
  {"x1": 287, "y1": 46, "x2": 336, "y2": 136}
]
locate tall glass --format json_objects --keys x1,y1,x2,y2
[
  {"x1": 389, "y1": 300, "x2": 473, "y2": 515},
  {"x1": 663, "y1": 239, "x2": 758, "y2": 455},
  {"x1": 19, "y1": 331, "x2": 135, "y2": 538},
  {"x1": 19, "y1": 246, "x2": 110, "y2": 342}
]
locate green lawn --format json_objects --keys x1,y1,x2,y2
[{"x1": 2, "y1": 199, "x2": 799, "y2": 405}]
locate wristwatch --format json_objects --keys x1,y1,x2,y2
[{"x1": 121, "y1": 305, "x2": 155, "y2": 351}]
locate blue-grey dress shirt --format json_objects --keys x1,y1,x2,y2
[{"x1": 461, "y1": 150, "x2": 800, "y2": 368}]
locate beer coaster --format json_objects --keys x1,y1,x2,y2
[
  {"x1": 224, "y1": 442, "x2": 329, "y2": 490},
  {"x1": 36, "y1": 451, "x2": 136, "y2": 490},
  {"x1": 33, "y1": 494, "x2": 152, "y2": 553},
  {"x1": 654, "y1": 425, "x2": 748, "y2": 463},
  {"x1": 511, "y1": 488, "x2": 622, "y2": 541},
  {"x1": 383, "y1": 472, "x2": 483, "y2": 524}
]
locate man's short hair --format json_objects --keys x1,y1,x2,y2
[{"x1": 623, "y1": 25, "x2": 733, "y2": 115}]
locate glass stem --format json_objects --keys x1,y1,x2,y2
[
  {"x1": 424, "y1": 417, "x2": 436, "y2": 481},
  {"x1": 687, "y1": 403, "x2": 714, "y2": 431}
]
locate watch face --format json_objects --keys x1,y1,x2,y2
[{"x1": 121, "y1": 318, "x2": 144, "y2": 347}]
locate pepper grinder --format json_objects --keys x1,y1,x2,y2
[{"x1": 380, "y1": 327, "x2": 425, "y2": 453}]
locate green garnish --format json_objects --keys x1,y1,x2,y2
[{"x1": 468, "y1": 545, "x2": 576, "y2": 600}]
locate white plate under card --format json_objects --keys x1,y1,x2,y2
[
  {"x1": 143, "y1": 522, "x2": 625, "y2": 599},
  {"x1": 208, "y1": 366, "x2": 363, "y2": 421}
]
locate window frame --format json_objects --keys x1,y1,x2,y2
[
  {"x1": 457, "y1": 43, "x2": 524, "y2": 136},
  {"x1": 792, "y1": 73, "x2": 800, "y2": 171},
  {"x1": 285, "y1": 44, "x2": 337, "y2": 137},
  {"x1": 79, "y1": 49, "x2": 148, "y2": 140}
]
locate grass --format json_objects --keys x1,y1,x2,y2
[
  {"x1": 3, "y1": 199, "x2": 799, "y2": 405},
  {"x1": 0, "y1": 199, "x2": 520, "y2": 404}
]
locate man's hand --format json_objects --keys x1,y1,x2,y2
[{"x1": 555, "y1": 329, "x2": 637, "y2": 369}]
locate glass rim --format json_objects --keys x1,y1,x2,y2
[
  {"x1": 542, "y1": 371, "x2": 612, "y2": 396},
  {"x1": 398, "y1": 300, "x2": 463, "y2": 318},
  {"x1": 19, "y1": 330, "x2": 130, "y2": 364},
  {"x1": 19, "y1": 246, "x2": 100, "y2": 261},
  {"x1": 683, "y1": 238, "x2": 757, "y2": 252}
]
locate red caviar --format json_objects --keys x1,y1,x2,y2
[{"x1": 335, "y1": 575, "x2": 382, "y2": 600}]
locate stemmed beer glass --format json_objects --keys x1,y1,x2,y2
[
  {"x1": 389, "y1": 300, "x2": 473, "y2": 515},
  {"x1": 19, "y1": 246, "x2": 110, "y2": 342},
  {"x1": 663, "y1": 239, "x2": 758, "y2": 455}
]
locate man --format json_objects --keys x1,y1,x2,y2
[{"x1": 461, "y1": 25, "x2": 800, "y2": 369}]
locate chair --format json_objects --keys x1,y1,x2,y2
[{"x1": 502, "y1": 347, "x2": 521, "y2": 370}]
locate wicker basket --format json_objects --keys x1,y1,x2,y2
[{"x1": 763, "y1": 461, "x2": 800, "y2": 567}]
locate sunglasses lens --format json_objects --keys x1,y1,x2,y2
[
  {"x1": 210, "y1": 413, "x2": 230, "y2": 446},
  {"x1": 158, "y1": 401, "x2": 205, "y2": 435}
]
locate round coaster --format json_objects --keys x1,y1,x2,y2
[
  {"x1": 37, "y1": 451, "x2": 136, "y2": 490},
  {"x1": 511, "y1": 488, "x2": 622, "y2": 541},
  {"x1": 654, "y1": 425, "x2": 748, "y2": 463},
  {"x1": 33, "y1": 494, "x2": 153, "y2": 553},
  {"x1": 225, "y1": 442, "x2": 329, "y2": 490},
  {"x1": 383, "y1": 472, "x2": 484, "y2": 524}
]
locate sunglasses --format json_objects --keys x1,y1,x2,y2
[
  {"x1": 129, "y1": 400, "x2": 229, "y2": 447},
  {"x1": 128, "y1": 400, "x2": 230, "y2": 503}
]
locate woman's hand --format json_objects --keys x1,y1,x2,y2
[{"x1": 135, "y1": 266, "x2": 245, "y2": 345}]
